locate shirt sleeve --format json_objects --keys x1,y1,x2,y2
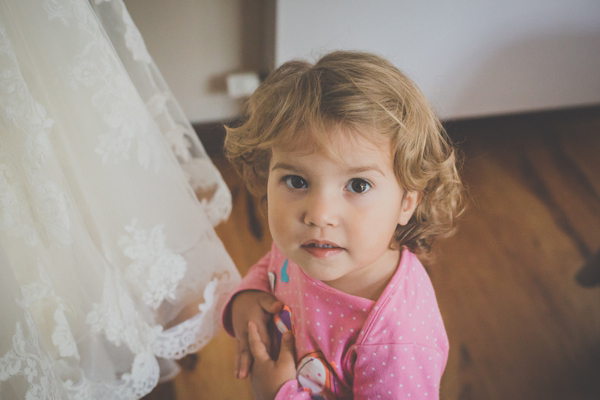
[
  {"x1": 352, "y1": 343, "x2": 446, "y2": 399},
  {"x1": 221, "y1": 250, "x2": 274, "y2": 336},
  {"x1": 274, "y1": 380, "x2": 312, "y2": 400}
]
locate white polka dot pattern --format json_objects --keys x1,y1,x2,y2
[{"x1": 223, "y1": 243, "x2": 449, "y2": 399}]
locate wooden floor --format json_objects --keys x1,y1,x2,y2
[{"x1": 145, "y1": 106, "x2": 600, "y2": 400}]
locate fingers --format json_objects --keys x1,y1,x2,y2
[
  {"x1": 234, "y1": 321, "x2": 269, "y2": 379},
  {"x1": 254, "y1": 315, "x2": 272, "y2": 356},
  {"x1": 258, "y1": 294, "x2": 284, "y2": 315},
  {"x1": 235, "y1": 338, "x2": 252, "y2": 379},
  {"x1": 232, "y1": 292, "x2": 283, "y2": 380},
  {"x1": 276, "y1": 331, "x2": 296, "y2": 367},
  {"x1": 248, "y1": 321, "x2": 271, "y2": 362}
]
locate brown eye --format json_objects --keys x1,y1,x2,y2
[
  {"x1": 284, "y1": 175, "x2": 308, "y2": 189},
  {"x1": 347, "y1": 179, "x2": 371, "y2": 193}
]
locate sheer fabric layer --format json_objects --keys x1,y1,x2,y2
[{"x1": 0, "y1": 0, "x2": 240, "y2": 399}]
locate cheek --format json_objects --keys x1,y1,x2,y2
[
  {"x1": 267, "y1": 203, "x2": 281, "y2": 233},
  {"x1": 266, "y1": 182, "x2": 280, "y2": 218},
  {"x1": 350, "y1": 202, "x2": 399, "y2": 242},
  {"x1": 267, "y1": 192, "x2": 293, "y2": 241}
]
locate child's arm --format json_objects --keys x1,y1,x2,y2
[
  {"x1": 352, "y1": 343, "x2": 446, "y2": 399},
  {"x1": 247, "y1": 321, "x2": 306, "y2": 400}
]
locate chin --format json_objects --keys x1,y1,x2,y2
[{"x1": 301, "y1": 267, "x2": 342, "y2": 283}]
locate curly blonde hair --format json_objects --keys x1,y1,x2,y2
[{"x1": 225, "y1": 51, "x2": 465, "y2": 254}]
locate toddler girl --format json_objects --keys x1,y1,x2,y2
[{"x1": 221, "y1": 51, "x2": 464, "y2": 400}]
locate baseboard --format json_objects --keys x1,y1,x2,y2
[
  {"x1": 443, "y1": 104, "x2": 600, "y2": 138},
  {"x1": 193, "y1": 104, "x2": 600, "y2": 157}
]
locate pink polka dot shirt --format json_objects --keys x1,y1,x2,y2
[{"x1": 223, "y1": 244, "x2": 449, "y2": 399}]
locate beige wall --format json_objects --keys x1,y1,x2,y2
[{"x1": 125, "y1": 0, "x2": 274, "y2": 123}]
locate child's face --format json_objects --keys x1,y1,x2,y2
[{"x1": 266, "y1": 129, "x2": 419, "y2": 296}]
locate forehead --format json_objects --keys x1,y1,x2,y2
[{"x1": 271, "y1": 127, "x2": 394, "y2": 168}]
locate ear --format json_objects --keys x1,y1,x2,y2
[{"x1": 398, "y1": 190, "x2": 422, "y2": 226}]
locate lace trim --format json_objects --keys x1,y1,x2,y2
[
  {"x1": 154, "y1": 276, "x2": 234, "y2": 359},
  {"x1": 204, "y1": 182, "x2": 233, "y2": 226},
  {"x1": 182, "y1": 158, "x2": 233, "y2": 226},
  {"x1": 1, "y1": 262, "x2": 237, "y2": 399},
  {"x1": 63, "y1": 351, "x2": 159, "y2": 400}
]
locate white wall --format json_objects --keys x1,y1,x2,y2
[
  {"x1": 125, "y1": 0, "x2": 600, "y2": 123},
  {"x1": 276, "y1": 0, "x2": 600, "y2": 120}
]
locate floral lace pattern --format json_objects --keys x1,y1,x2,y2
[
  {"x1": 46, "y1": 0, "x2": 164, "y2": 170},
  {"x1": 71, "y1": 55, "x2": 162, "y2": 170},
  {"x1": 0, "y1": 19, "x2": 72, "y2": 247},
  {"x1": 105, "y1": 0, "x2": 233, "y2": 224},
  {"x1": 0, "y1": 299, "x2": 65, "y2": 400},
  {"x1": 0, "y1": 0, "x2": 240, "y2": 399},
  {"x1": 122, "y1": 4, "x2": 151, "y2": 64},
  {"x1": 0, "y1": 164, "x2": 39, "y2": 246},
  {"x1": 86, "y1": 266, "x2": 162, "y2": 354},
  {"x1": 21, "y1": 263, "x2": 80, "y2": 360},
  {"x1": 120, "y1": 219, "x2": 187, "y2": 309}
]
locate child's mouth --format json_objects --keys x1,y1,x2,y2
[
  {"x1": 301, "y1": 241, "x2": 343, "y2": 257},
  {"x1": 306, "y1": 243, "x2": 337, "y2": 249}
]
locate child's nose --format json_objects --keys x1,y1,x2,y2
[{"x1": 302, "y1": 190, "x2": 339, "y2": 228}]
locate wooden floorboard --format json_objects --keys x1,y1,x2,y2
[{"x1": 145, "y1": 107, "x2": 600, "y2": 400}]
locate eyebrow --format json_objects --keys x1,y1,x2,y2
[
  {"x1": 271, "y1": 162, "x2": 386, "y2": 177},
  {"x1": 270, "y1": 162, "x2": 304, "y2": 173},
  {"x1": 346, "y1": 165, "x2": 386, "y2": 176}
]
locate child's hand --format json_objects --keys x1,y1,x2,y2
[
  {"x1": 248, "y1": 321, "x2": 297, "y2": 400},
  {"x1": 231, "y1": 290, "x2": 283, "y2": 378}
]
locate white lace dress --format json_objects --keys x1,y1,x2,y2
[{"x1": 0, "y1": 0, "x2": 240, "y2": 399}]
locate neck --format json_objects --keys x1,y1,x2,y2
[{"x1": 324, "y1": 249, "x2": 401, "y2": 301}]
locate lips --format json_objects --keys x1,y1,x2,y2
[
  {"x1": 302, "y1": 239, "x2": 341, "y2": 248},
  {"x1": 301, "y1": 240, "x2": 344, "y2": 258}
]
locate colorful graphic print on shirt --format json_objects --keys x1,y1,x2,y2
[{"x1": 297, "y1": 350, "x2": 337, "y2": 400}]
